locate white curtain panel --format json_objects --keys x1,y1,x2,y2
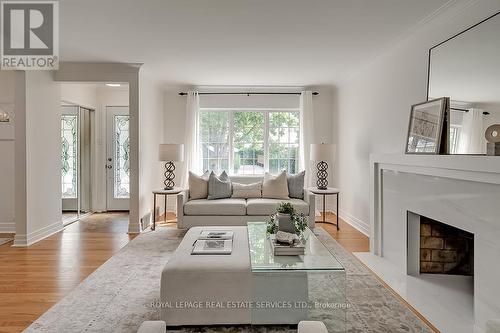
[
  {"x1": 299, "y1": 91, "x2": 314, "y2": 188},
  {"x1": 457, "y1": 108, "x2": 486, "y2": 154},
  {"x1": 183, "y1": 91, "x2": 201, "y2": 186}
]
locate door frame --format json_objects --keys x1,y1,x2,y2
[{"x1": 54, "y1": 63, "x2": 141, "y2": 233}]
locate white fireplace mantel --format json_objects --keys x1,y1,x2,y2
[
  {"x1": 369, "y1": 153, "x2": 500, "y2": 254},
  {"x1": 364, "y1": 153, "x2": 500, "y2": 333}
]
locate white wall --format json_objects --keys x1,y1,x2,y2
[
  {"x1": 139, "y1": 75, "x2": 164, "y2": 225},
  {"x1": 162, "y1": 85, "x2": 336, "y2": 212},
  {"x1": 0, "y1": 71, "x2": 17, "y2": 232},
  {"x1": 335, "y1": 0, "x2": 500, "y2": 235},
  {"x1": 14, "y1": 71, "x2": 63, "y2": 245},
  {"x1": 61, "y1": 83, "x2": 98, "y2": 109}
]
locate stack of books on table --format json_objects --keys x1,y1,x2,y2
[
  {"x1": 269, "y1": 234, "x2": 305, "y2": 256},
  {"x1": 191, "y1": 230, "x2": 234, "y2": 255}
]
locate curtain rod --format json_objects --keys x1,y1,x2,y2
[
  {"x1": 178, "y1": 92, "x2": 319, "y2": 96},
  {"x1": 451, "y1": 107, "x2": 489, "y2": 115}
]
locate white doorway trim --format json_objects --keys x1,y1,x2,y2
[{"x1": 54, "y1": 62, "x2": 141, "y2": 233}]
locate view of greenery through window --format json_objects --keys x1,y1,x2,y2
[{"x1": 200, "y1": 110, "x2": 300, "y2": 175}]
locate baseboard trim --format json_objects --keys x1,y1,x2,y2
[
  {"x1": 0, "y1": 221, "x2": 15, "y2": 233},
  {"x1": 339, "y1": 209, "x2": 370, "y2": 236},
  {"x1": 13, "y1": 220, "x2": 63, "y2": 247}
]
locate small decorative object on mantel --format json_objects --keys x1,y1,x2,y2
[
  {"x1": 158, "y1": 144, "x2": 184, "y2": 190},
  {"x1": 406, "y1": 97, "x2": 449, "y2": 155},
  {"x1": 485, "y1": 124, "x2": 500, "y2": 156},
  {"x1": 267, "y1": 202, "x2": 308, "y2": 237},
  {"x1": 310, "y1": 143, "x2": 335, "y2": 189}
]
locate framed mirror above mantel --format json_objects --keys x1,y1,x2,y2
[{"x1": 427, "y1": 11, "x2": 500, "y2": 155}]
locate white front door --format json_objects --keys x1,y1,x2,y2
[{"x1": 106, "y1": 106, "x2": 130, "y2": 211}]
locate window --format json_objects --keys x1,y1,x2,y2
[
  {"x1": 269, "y1": 111, "x2": 300, "y2": 174},
  {"x1": 199, "y1": 110, "x2": 300, "y2": 175},
  {"x1": 233, "y1": 111, "x2": 264, "y2": 174},
  {"x1": 200, "y1": 111, "x2": 230, "y2": 173}
]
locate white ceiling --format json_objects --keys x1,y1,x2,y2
[{"x1": 59, "y1": 0, "x2": 449, "y2": 86}]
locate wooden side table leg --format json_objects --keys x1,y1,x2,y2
[{"x1": 152, "y1": 193, "x2": 156, "y2": 231}]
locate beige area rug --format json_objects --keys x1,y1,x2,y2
[{"x1": 24, "y1": 227, "x2": 433, "y2": 333}]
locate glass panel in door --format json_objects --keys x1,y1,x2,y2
[
  {"x1": 106, "y1": 106, "x2": 130, "y2": 211},
  {"x1": 114, "y1": 115, "x2": 130, "y2": 198}
]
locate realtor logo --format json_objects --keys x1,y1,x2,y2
[{"x1": 1, "y1": 0, "x2": 58, "y2": 70}]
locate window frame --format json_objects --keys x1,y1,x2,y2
[{"x1": 199, "y1": 108, "x2": 300, "y2": 176}]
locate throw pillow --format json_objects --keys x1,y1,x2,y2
[
  {"x1": 207, "y1": 171, "x2": 232, "y2": 200},
  {"x1": 287, "y1": 170, "x2": 305, "y2": 199},
  {"x1": 232, "y1": 181, "x2": 262, "y2": 198},
  {"x1": 262, "y1": 171, "x2": 289, "y2": 199},
  {"x1": 188, "y1": 170, "x2": 210, "y2": 199}
]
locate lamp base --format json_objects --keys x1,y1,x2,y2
[
  {"x1": 164, "y1": 161, "x2": 176, "y2": 190},
  {"x1": 316, "y1": 160, "x2": 329, "y2": 190}
]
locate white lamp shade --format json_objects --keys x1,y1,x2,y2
[
  {"x1": 310, "y1": 143, "x2": 335, "y2": 162},
  {"x1": 158, "y1": 144, "x2": 184, "y2": 162}
]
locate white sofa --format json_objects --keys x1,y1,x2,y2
[{"x1": 176, "y1": 176, "x2": 316, "y2": 229}]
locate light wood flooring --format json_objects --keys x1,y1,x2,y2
[{"x1": 0, "y1": 212, "x2": 368, "y2": 333}]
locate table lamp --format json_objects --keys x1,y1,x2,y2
[
  {"x1": 158, "y1": 144, "x2": 184, "y2": 190},
  {"x1": 310, "y1": 143, "x2": 335, "y2": 190}
]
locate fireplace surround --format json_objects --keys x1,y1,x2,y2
[{"x1": 363, "y1": 154, "x2": 500, "y2": 333}]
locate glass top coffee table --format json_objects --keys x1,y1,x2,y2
[
  {"x1": 247, "y1": 222, "x2": 345, "y2": 272},
  {"x1": 247, "y1": 222, "x2": 347, "y2": 331}
]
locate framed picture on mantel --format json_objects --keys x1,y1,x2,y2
[{"x1": 405, "y1": 97, "x2": 449, "y2": 155}]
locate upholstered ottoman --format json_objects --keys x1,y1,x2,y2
[
  {"x1": 137, "y1": 321, "x2": 165, "y2": 333},
  {"x1": 160, "y1": 226, "x2": 252, "y2": 326},
  {"x1": 298, "y1": 321, "x2": 328, "y2": 333}
]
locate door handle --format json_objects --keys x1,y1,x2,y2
[{"x1": 106, "y1": 165, "x2": 112, "y2": 169}]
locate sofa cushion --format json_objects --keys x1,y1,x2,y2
[
  {"x1": 188, "y1": 171, "x2": 210, "y2": 199},
  {"x1": 262, "y1": 171, "x2": 289, "y2": 199},
  {"x1": 246, "y1": 198, "x2": 309, "y2": 216},
  {"x1": 184, "y1": 198, "x2": 247, "y2": 216},
  {"x1": 287, "y1": 170, "x2": 305, "y2": 199},
  {"x1": 232, "y1": 181, "x2": 262, "y2": 198},
  {"x1": 207, "y1": 171, "x2": 232, "y2": 200}
]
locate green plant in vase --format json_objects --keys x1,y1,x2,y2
[{"x1": 266, "y1": 202, "x2": 308, "y2": 236}]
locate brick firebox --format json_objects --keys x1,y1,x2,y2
[{"x1": 420, "y1": 216, "x2": 474, "y2": 275}]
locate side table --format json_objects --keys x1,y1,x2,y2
[
  {"x1": 152, "y1": 188, "x2": 183, "y2": 230},
  {"x1": 308, "y1": 187, "x2": 340, "y2": 230}
]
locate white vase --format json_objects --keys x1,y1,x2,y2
[{"x1": 277, "y1": 213, "x2": 296, "y2": 234}]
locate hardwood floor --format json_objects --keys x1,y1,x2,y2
[
  {"x1": 315, "y1": 212, "x2": 369, "y2": 252},
  {"x1": 0, "y1": 213, "x2": 135, "y2": 333},
  {"x1": 0, "y1": 211, "x2": 368, "y2": 333}
]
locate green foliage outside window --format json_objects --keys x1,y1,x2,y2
[{"x1": 199, "y1": 110, "x2": 300, "y2": 174}]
